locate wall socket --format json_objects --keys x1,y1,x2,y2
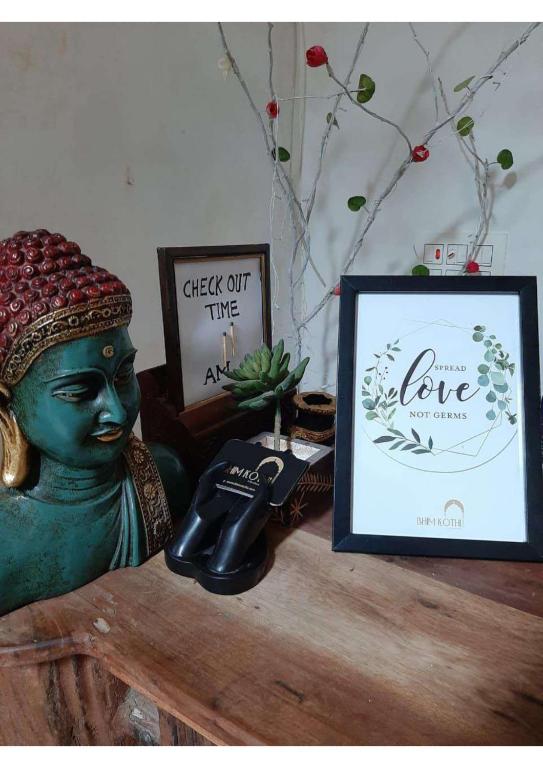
[{"x1": 418, "y1": 231, "x2": 508, "y2": 276}]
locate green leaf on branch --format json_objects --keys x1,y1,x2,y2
[
  {"x1": 497, "y1": 149, "x2": 513, "y2": 170},
  {"x1": 356, "y1": 74, "x2": 376, "y2": 104},
  {"x1": 347, "y1": 195, "x2": 367, "y2": 211},
  {"x1": 412, "y1": 264, "x2": 430, "y2": 276},
  {"x1": 457, "y1": 116, "x2": 475, "y2": 137},
  {"x1": 272, "y1": 146, "x2": 291, "y2": 162},
  {"x1": 453, "y1": 75, "x2": 475, "y2": 92}
]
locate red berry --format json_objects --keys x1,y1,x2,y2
[
  {"x1": 266, "y1": 100, "x2": 280, "y2": 119},
  {"x1": 0, "y1": 308, "x2": 11, "y2": 326},
  {"x1": 333, "y1": 284, "x2": 341, "y2": 296},
  {"x1": 412, "y1": 144, "x2": 430, "y2": 163},
  {"x1": 0, "y1": 333, "x2": 9, "y2": 348},
  {"x1": 0, "y1": 291, "x2": 14, "y2": 305},
  {"x1": 14, "y1": 281, "x2": 29, "y2": 294},
  {"x1": 31, "y1": 277, "x2": 47, "y2": 289},
  {"x1": 466, "y1": 260, "x2": 480, "y2": 274},
  {"x1": 6, "y1": 320, "x2": 18, "y2": 337},
  {"x1": 306, "y1": 45, "x2": 328, "y2": 68}
]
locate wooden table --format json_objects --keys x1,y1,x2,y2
[{"x1": 1, "y1": 506, "x2": 542, "y2": 746}]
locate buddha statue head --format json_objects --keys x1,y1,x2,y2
[{"x1": 0, "y1": 228, "x2": 139, "y2": 486}]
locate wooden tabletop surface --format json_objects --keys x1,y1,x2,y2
[{"x1": 1, "y1": 506, "x2": 542, "y2": 745}]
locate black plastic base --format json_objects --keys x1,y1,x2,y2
[{"x1": 165, "y1": 530, "x2": 269, "y2": 596}]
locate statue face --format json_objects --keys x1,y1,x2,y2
[{"x1": 10, "y1": 327, "x2": 140, "y2": 468}]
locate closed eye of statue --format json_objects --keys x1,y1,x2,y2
[{"x1": 52, "y1": 378, "x2": 99, "y2": 403}]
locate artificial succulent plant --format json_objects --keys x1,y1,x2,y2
[{"x1": 223, "y1": 339, "x2": 309, "y2": 450}]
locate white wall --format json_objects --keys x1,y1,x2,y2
[
  {"x1": 0, "y1": 22, "x2": 296, "y2": 374},
  {"x1": 1, "y1": 22, "x2": 542, "y2": 396},
  {"x1": 289, "y1": 22, "x2": 543, "y2": 391}
]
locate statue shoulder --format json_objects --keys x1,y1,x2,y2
[{"x1": 146, "y1": 442, "x2": 192, "y2": 521}]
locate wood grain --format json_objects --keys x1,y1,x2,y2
[
  {"x1": 301, "y1": 508, "x2": 543, "y2": 619},
  {"x1": 1, "y1": 523, "x2": 542, "y2": 745}
]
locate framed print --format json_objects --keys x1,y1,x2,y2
[
  {"x1": 333, "y1": 276, "x2": 543, "y2": 561},
  {"x1": 158, "y1": 244, "x2": 271, "y2": 412}
]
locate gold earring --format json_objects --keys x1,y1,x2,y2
[{"x1": 0, "y1": 383, "x2": 30, "y2": 488}]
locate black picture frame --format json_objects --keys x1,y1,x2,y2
[
  {"x1": 158, "y1": 244, "x2": 271, "y2": 413},
  {"x1": 333, "y1": 275, "x2": 543, "y2": 561}
]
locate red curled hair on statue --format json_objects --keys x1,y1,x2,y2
[{"x1": 0, "y1": 229, "x2": 132, "y2": 386}]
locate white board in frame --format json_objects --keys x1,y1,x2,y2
[
  {"x1": 333, "y1": 275, "x2": 543, "y2": 561},
  {"x1": 158, "y1": 245, "x2": 271, "y2": 412}
]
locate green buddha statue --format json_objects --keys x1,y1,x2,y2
[{"x1": 0, "y1": 229, "x2": 191, "y2": 616}]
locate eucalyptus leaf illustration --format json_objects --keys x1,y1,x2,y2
[{"x1": 472, "y1": 325, "x2": 516, "y2": 427}]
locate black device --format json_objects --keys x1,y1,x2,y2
[{"x1": 165, "y1": 439, "x2": 308, "y2": 594}]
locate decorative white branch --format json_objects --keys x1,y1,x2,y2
[
  {"x1": 218, "y1": 21, "x2": 540, "y2": 364},
  {"x1": 408, "y1": 22, "x2": 439, "y2": 124},
  {"x1": 298, "y1": 22, "x2": 539, "y2": 332},
  {"x1": 438, "y1": 77, "x2": 491, "y2": 269},
  {"x1": 326, "y1": 65, "x2": 413, "y2": 153}
]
